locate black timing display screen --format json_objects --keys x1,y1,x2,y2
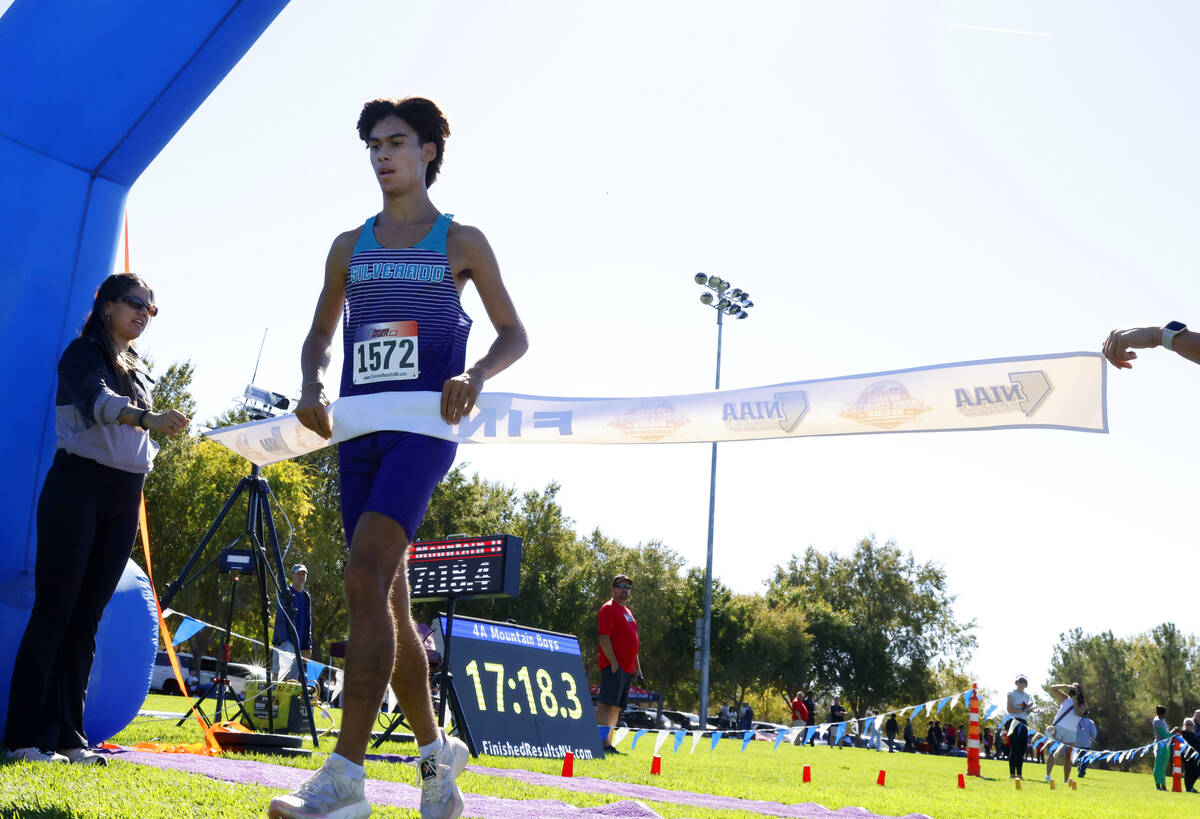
[{"x1": 408, "y1": 534, "x2": 522, "y2": 602}]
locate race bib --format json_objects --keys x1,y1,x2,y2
[{"x1": 352, "y1": 321, "x2": 419, "y2": 385}]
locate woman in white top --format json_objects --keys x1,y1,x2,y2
[
  {"x1": 1006, "y1": 675, "x2": 1033, "y2": 779},
  {"x1": 1045, "y1": 682, "x2": 1086, "y2": 783}
]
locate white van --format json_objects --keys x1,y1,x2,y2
[{"x1": 150, "y1": 651, "x2": 266, "y2": 699}]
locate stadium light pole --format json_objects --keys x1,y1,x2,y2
[{"x1": 692, "y1": 272, "x2": 752, "y2": 729}]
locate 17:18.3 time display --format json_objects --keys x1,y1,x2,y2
[{"x1": 462, "y1": 660, "x2": 584, "y2": 719}]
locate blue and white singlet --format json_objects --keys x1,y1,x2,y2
[{"x1": 340, "y1": 212, "x2": 472, "y2": 398}]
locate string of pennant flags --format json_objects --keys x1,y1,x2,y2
[
  {"x1": 160, "y1": 613, "x2": 1196, "y2": 766},
  {"x1": 162, "y1": 609, "x2": 344, "y2": 704},
  {"x1": 607, "y1": 687, "x2": 1200, "y2": 767}
]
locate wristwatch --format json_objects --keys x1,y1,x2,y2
[{"x1": 1162, "y1": 321, "x2": 1187, "y2": 351}]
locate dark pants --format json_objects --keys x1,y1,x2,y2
[
  {"x1": 1009, "y1": 721, "x2": 1029, "y2": 777},
  {"x1": 4, "y1": 451, "x2": 143, "y2": 751},
  {"x1": 886, "y1": 729, "x2": 896, "y2": 751}
]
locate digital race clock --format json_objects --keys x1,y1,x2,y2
[
  {"x1": 438, "y1": 614, "x2": 604, "y2": 759},
  {"x1": 409, "y1": 534, "x2": 522, "y2": 602}
]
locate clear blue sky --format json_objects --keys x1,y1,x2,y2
[{"x1": 116, "y1": 1, "x2": 1200, "y2": 706}]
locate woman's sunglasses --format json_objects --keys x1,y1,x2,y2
[{"x1": 119, "y1": 295, "x2": 159, "y2": 317}]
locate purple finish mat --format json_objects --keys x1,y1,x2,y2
[{"x1": 112, "y1": 749, "x2": 932, "y2": 819}]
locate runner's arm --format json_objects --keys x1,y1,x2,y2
[
  {"x1": 296, "y1": 232, "x2": 354, "y2": 438},
  {"x1": 442, "y1": 225, "x2": 528, "y2": 424}
]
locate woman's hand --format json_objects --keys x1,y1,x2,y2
[{"x1": 147, "y1": 409, "x2": 190, "y2": 436}]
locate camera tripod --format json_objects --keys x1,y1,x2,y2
[
  {"x1": 176, "y1": 553, "x2": 252, "y2": 727},
  {"x1": 159, "y1": 463, "x2": 320, "y2": 748}
]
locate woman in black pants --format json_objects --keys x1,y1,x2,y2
[
  {"x1": 1006, "y1": 674, "x2": 1034, "y2": 779},
  {"x1": 3, "y1": 273, "x2": 188, "y2": 764}
]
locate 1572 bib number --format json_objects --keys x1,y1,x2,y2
[{"x1": 352, "y1": 321, "x2": 419, "y2": 385}]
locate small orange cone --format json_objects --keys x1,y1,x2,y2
[
  {"x1": 1049, "y1": 779, "x2": 1056, "y2": 791},
  {"x1": 561, "y1": 751, "x2": 573, "y2": 777},
  {"x1": 803, "y1": 764, "x2": 812, "y2": 783},
  {"x1": 957, "y1": 774, "x2": 965, "y2": 789},
  {"x1": 876, "y1": 770, "x2": 886, "y2": 786},
  {"x1": 1069, "y1": 779, "x2": 1077, "y2": 790},
  {"x1": 650, "y1": 754, "x2": 662, "y2": 775},
  {"x1": 1015, "y1": 779, "x2": 1022, "y2": 790}
]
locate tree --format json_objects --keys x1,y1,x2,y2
[
  {"x1": 142, "y1": 363, "x2": 320, "y2": 668},
  {"x1": 713, "y1": 594, "x2": 810, "y2": 718},
  {"x1": 767, "y1": 536, "x2": 976, "y2": 717},
  {"x1": 1047, "y1": 628, "x2": 1138, "y2": 757}
]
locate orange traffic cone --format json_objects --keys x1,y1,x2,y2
[
  {"x1": 1015, "y1": 778, "x2": 1022, "y2": 790},
  {"x1": 876, "y1": 770, "x2": 886, "y2": 786},
  {"x1": 561, "y1": 751, "x2": 573, "y2": 777},
  {"x1": 957, "y1": 773, "x2": 965, "y2": 789},
  {"x1": 803, "y1": 764, "x2": 812, "y2": 783},
  {"x1": 650, "y1": 755, "x2": 662, "y2": 775},
  {"x1": 1049, "y1": 779, "x2": 1056, "y2": 791},
  {"x1": 1069, "y1": 779, "x2": 1077, "y2": 790}
]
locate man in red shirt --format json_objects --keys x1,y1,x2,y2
[
  {"x1": 596, "y1": 574, "x2": 641, "y2": 754},
  {"x1": 790, "y1": 691, "x2": 809, "y2": 726}
]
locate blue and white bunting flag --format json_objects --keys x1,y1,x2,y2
[{"x1": 171, "y1": 616, "x2": 206, "y2": 646}]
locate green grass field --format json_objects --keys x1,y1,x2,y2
[{"x1": 0, "y1": 696, "x2": 1187, "y2": 818}]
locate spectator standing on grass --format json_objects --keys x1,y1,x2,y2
[
  {"x1": 790, "y1": 691, "x2": 808, "y2": 728},
  {"x1": 804, "y1": 691, "x2": 817, "y2": 746},
  {"x1": 1178, "y1": 718, "x2": 1200, "y2": 793},
  {"x1": 1045, "y1": 682, "x2": 1085, "y2": 783},
  {"x1": 885, "y1": 714, "x2": 898, "y2": 752},
  {"x1": 903, "y1": 717, "x2": 915, "y2": 752},
  {"x1": 719, "y1": 703, "x2": 732, "y2": 729},
  {"x1": 1153, "y1": 704, "x2": 1171, "y2": 791},
  {"x1": 1007, "y1": 674, "x2": 1033, "y2": 779},
  {"x1": 3, "y1": 273, "x2": 189, "y2": 767},
  {"x1": 944, "y1": 722, "x2": 957, "y2": 750},
  {"x1": 983, "y1": 725, "x2": 993, "y2": 758},
  {"x1": 596, "y1": 574, "x2": 641, "y2": 755},
  {"x1": 740, "y1": 702, "x2": 755, "y2": 731},
  {"x1": 272, "y1": 563, "x2": 313, "y2": 681},
  {"x1": 1075, "y1": 714, "x2": 1097, "y2": 778},
  {"x1": 829, "y1": 698, "x2": 846, "y2": 748},
  {"x1": 926, "y1": 720, "x2": 939, "y2": 755}
]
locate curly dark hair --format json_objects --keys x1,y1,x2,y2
[{"x1": 356, "y1": 97, "x2": 451, "y2": 188}]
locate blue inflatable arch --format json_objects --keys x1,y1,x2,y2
[{"x1": 0, "y1": 0, "x2": 289, "y2": 738}]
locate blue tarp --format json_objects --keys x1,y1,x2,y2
[{"x1": 0, "y1": 0, "x2": 289, "y2": 739}]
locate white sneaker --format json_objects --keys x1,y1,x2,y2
[
  {"x1": 5, "y1": 747, "x2": 68, "y2": 763},
  {"x1": 268, "y1": 755, "x2": 370, "y2": 819},
  {"x1": 60, "y1": 747, "x2": 107, "y2": 766},
  {"x1": 419, "y1": 730, "x2": 469, "y2": 819}
]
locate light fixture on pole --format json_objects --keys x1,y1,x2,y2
[{"x1": 691, "y1": 271, "x2": 753, "y2": 729}]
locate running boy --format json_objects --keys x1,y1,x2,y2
[{"x1": 270, "y1": 97, "x2": 527, "y2": 819}]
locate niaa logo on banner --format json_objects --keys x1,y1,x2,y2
[
  {"x1": 953, "y1": 370, "x2": 1053, "y2": 418},
  {"x1": 721, "y1": 390, "x2": 810, "y2": 433}
]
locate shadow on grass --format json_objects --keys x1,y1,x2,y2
[{"x1": 0, "y1": 808, "x2": 82, "y2": 819}]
